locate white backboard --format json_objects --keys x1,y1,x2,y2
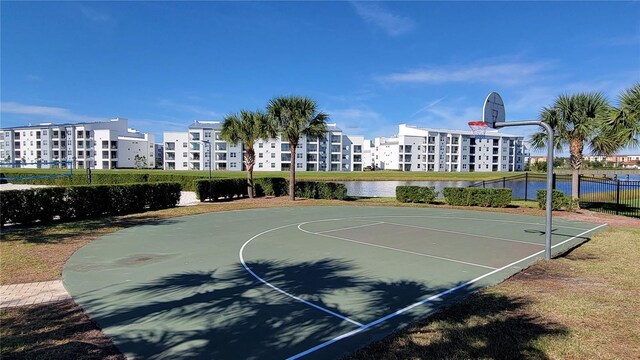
[{"x1": 483, "y1": 92, "x2": 505, "y2": 128}]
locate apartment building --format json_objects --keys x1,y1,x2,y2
[
  {"x1": 163, "y1": 121, "x2": 372, "y2": 172},
  {"x1": 0, "y1": 118, "x2": 156, "y2": 169},
  {"x1": 373, "y1": 124, "x2": 526, "y2": 172}
]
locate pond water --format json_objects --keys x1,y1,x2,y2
[{"x1": 337, "y1": 177, "x2": 640, "y2": 199}]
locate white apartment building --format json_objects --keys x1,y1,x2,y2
[
  {"x1": 0, "y1": 118, "x2": 156, "y2": 169},
  {"x1": 163, "y1": 121, "x2": 372, "y2": 172},
  {"x1": 373, "y1": 124, "x2": 526, "y2": 172}
]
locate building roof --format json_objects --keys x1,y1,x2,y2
[{"x1": 0, "y1": 118, "x2": 128, "y2": 130}]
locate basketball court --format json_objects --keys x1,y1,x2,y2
[{"x1": 63, "y1": 206, "x2": 606, "y2": 359}]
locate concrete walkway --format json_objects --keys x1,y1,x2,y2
[{"x1": 0, "y1": 280, "x2": 71, "y2": 308}]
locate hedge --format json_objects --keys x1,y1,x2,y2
[
  {"x1": 195, "y1": 178, "x2": 347, "y2": 201},
  {"x1": 536, "y1": 189, "x2": 578, "y2": 211},
  {"x1": 294, "y1": 181, "x2": 347, "y2": 200},
  {"x1": 0, "y1": 182, "x2": 181, "y2": 226},
  {"x1": 443, "y1": 187, "x2": 512, "y2": 207},
  {"x1": 396, "y1": 186, "x2": 437, "y2": 203},
  {"x1": 1, "y1": 171, "x2": 203, "y2": 191}
]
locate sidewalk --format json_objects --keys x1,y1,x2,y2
[{"x1": 0, "y1": 280, "x2": 71, "y2": 308}]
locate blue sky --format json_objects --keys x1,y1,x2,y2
[{"x1": 1, "y1": 1, "x2": 639, "y2": 154}]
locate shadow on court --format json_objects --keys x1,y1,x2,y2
[
  {"x1": 78, "y1": 259, "x2": 479, "y2": 359},
  {"x1": 346, "y1": 291, "x2": 568, "y2": 360}
]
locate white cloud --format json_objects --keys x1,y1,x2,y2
[
  {"x1": 1, "y1": 102, "x2": 106, "y2": 123},
  {"x1": 378, "y1": 62, "x2": 550, "y2": 86},
  {"x1": 80, "y1": 5, "x2": 111, "y2": 22},
  {"x1": 351, "y1": 2, "x2": 415, "y2": 36},
  {"x1": 26, "y1": 74, "x2": 41, "y2": 81}
]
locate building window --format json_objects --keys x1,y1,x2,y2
[
  {"x1": 258, "y1": 163, "x2": 263, "y2": 168},
  {"x1": 183, "y1": 162, "x2": 188, "y2": 167},
  {"x1": 259, "y1": 143, "x2": 263, "y2": 148},
  {"x1": 297, "y1": 163, "x2": 303, "y2": 168},
  {"x1": 259, "y1": 153, "x2": 263, "y2": 158},
  {"x1": 271, "y1": 163, "x2": 276, "y2": 168},
  {"x1": 271, "y1": 153, "x2": 275, "y2": 158},
  {"x1": 271, "y1": 143, "x2": 276, "y2": 148},
  {"x1": 183, "y1": 142, "x2": 187, "y2": 148}
]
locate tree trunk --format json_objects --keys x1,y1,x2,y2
[
  {"x1": 569, "y1": 138, "x2": 584, "y2": 201},
  {"x1": 247, "y1": 166, "x2": 254, "y2": 198},
  {"x1": 290, "y1": 144, "x2": 296, "y2": 201},
  {"x1": 244, "y1": 149, "x2": 255, "y2": 198}
]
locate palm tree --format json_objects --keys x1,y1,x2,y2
[
  {"x1": 220, "y1": 110, "x2": 276, "y2": 198},
  {"x1": 605, "y1": 83, "x2": 640, "y2": 149},
  {"x1": 267, "y1": 96, "x2": 328, "y2": 200},
  {"x1": 530, "y1": 92, "x2": 613, "y2": 200}
]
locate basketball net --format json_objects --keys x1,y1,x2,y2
[{"x1": 468, "y1": 121, "x2": 488, "y2": 140}]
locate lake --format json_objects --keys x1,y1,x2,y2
[{"x1": 337, "y1": 176, "x2": 640, "y2": 199}]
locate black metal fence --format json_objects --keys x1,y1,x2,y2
[
  {"x1": 469, "y1": 172, "x2": 640, "y2": 218},
  {"x1": 578, "y1": 176, "x2": 640, "y2": 218}
]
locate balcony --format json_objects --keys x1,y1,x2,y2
[
  {"x1": 307, "y1": 145, "x2": 318, "y2": 152},
  {"x1": 331, "y1": 155, "x2": 340, "y2": 162},
  {"x1": 307, "y1": 154, "x2": 318, "y2": 162},
  {"x1": 282, "y1": 154, "x2": 292, "y2": 162},
  {"x1": 165, "y1": 143, "x2": 176, "y2": 151},
  {"x1": 215, "y1": 154, "x2": 227, "y2": 161},
  {"x1": 331, "y1": 145, "x2": 341, "y2": 153},
  {"x1": 166, "y1": 153, "x2": 176, "y2": 160},
  {"x1": 330, "y1": 135, "x2": 340, "y2": 144},
  {"x1": 353, "y1": 155, "x2": 362, "y2": 162}
]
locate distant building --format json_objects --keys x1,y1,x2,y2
[
  {"x1": 163, "y1": 121, "x2": 373, "y2": 172},
  {"x1": 0, "y1": 118, "x2": 156, "y2": 169},
  {"x1": 372, "y1": 124, "x2": 527, "y2": 172}
]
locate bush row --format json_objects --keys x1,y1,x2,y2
[
  {"x1": 195, "y1": 178, "x2": 347, "y2": 201},
  {"x1": 396, "y1": 186, "x2": 437, "y2": 203},
  {"x1": 2, "y1": 171, "x2": 207, "y2": 191},
  {"x1": 536, "y1": 189, "x2": 579, "y2": 211},
  {"x1": 443, "y1": 187, "x2": 512, "y2": 207},
  {"x1": 0, "y1": 182, "x2": 181, "y2": 226}
]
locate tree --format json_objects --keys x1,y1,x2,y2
[
  {"x1": 530, "y1": 92, "x2": 613, "y2": 200},
  {"x1": 134, "y1": 155, "x2": 148, "y2": 169},
  {"x1": 267, "y1": 96, "x2": 328, "y2": 200},
  {"x1": 604, "y1": 83, "x2": 640, "y2": 149},
  {"x1": 220, "y1": 110, "x2": 276, "y2": 198}
]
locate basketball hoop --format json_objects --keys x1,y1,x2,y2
[{"x1": 468, "y1": 121, "x2": 488, "y2": 139}]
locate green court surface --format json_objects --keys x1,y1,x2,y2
[{"x1": 63, "y1": 206, "x2": 606, "y2": 359}]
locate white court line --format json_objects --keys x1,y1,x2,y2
[
  {"x1": 287, "y1": 223, "x2": 608, "y2": 360},
  {"x1": 379, "y1": 221, "x2": 544, "y2": 247},
  {"x1": 239, "y1": 222, "x2": 364, "y2": 327},
  {"x1": 316, "y1": 222, "x2": 384, "y2": 234},
  {"x1": 349, "y1": 214, "x2": 594, "y2": 231},
  {"x1": 297, "y1": 223, "x2": 497, "y2": 270}
]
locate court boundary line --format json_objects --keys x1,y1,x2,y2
[
  {"x1": 297, "y1": 222, "x2": 498, "y2": 270},
  {"x1": 378, "y1": 221, "x2": 544, "y2": 247},
  {"x1": 350, "y1": 214, "x2": 594, "y2": 231},
  {"x1": 317, "y1": 221, "x2": 384, "y2": 234},
  {"x1": 286, "y1": 222, "x2": 608, "y2": 360},
  {"x1": 239, "y1": 222, "x2": 364, "y2": 327}
]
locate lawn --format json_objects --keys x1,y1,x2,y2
[
  {"x1": 1, "y1": 167, "x2": 523, "y2": 181},
  {"x1": 1, "y1": 198, "x2": 638, "y2": 359}
]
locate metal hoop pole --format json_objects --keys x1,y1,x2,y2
[{"x1": 494, "y1": 120, "x2": 554, "y2": 260}]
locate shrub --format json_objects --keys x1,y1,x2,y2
[
  {"x1": 195, "y1": 179, "x2": 247, "y2": 202},
  {"x1": 254, "y1": 177, "x2": 288, "y2": 197},
  {"x1": 0, "y1": 182, "x2": 181, "y2": 226},
  {"x1": 537, "y1": 189, "x2": 578, "y2": 211},
  {"x1": 295, "y1": 182, "x2": 347, "y2": 200},
  {"x1": 396, "y1": 186, "x2": 437, "y2": 203},
  {"x1": 196, "y1": 178, "x2": 347, "y2": 201},
  {"x1": 443, "y1": 187, "x2": 512, "y2": 207}
]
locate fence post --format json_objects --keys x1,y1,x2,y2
[
  {"x1": 502, "y1": 177, "x2": 506, "y2": 188},
  {"x1": 524, "y1": 172, "x2": 529, "y2": 201},
  {"x1": 616, "y1": 179, "x2": 621, "y2": 216},
  {"x1": 552, "y1": 173, "x2": 556, "y2": 190},
  {"x1": 577, "y1": 174, "x2": 581, "y2": 198},
  {"x1": 482, "y1": 180, "x2": 485, "y2": 188}
]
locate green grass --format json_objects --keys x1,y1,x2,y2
[{"x1": 1, "y1": 168, "x2": 524, "y2": 181}]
